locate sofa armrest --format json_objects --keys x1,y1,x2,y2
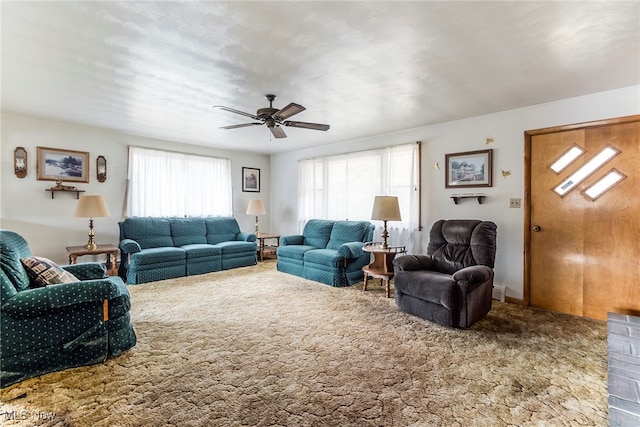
[
  {"x1": 2, "y1": 280, "x2": 116, "y2": 319},
  {"x1": 393, "y1": 255, "x2": 435, "y2": 272},
  {"x1": 62, "y1": 262, "x2": 108, "y2": 280},
  {"x1": 238, "y1": 232, "x2": 256, "y2": 242},
  {"x1": 337, "y1": 242, "x2": 365, "y2": 259},
  {"x1": 281, "y1": 235, "x2": 304, "y2": 246},
  {"x1": 452, "y1": 265, "x2": 493, "y2": 285},
  {"x1": 119, "y1": 239, "x2": 141, "y2": 254}
]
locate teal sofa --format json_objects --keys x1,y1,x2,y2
[
  {"x1": 0, "y1": 230, "x2": 136, "y2": 388},
  {"x1": 276, "y1": 219, "x2": 375, "y2": 287},
  {"x1": 118, "y1": 217, "x2": 257, "y2": 284}
]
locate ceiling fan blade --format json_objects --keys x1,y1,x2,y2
[
  {"x1": 213, "y1": 105, "x2": 260, "y2": 120},
  {"x1": 273, "y1": 103, "x2": 305, "y2": 120},
  {"x1": 220, "y1": 122, "x2": 262, "y2": 130},
  {"x1": 284, "y1": 121, "x2": 330, "y2": 131},
  {"x1": 270, "y1": 125, "x2": 287, "y2": 138}
]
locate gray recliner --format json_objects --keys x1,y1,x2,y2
[{"x1": 393, "y1": 219, "x2": 497, "y2": 328}]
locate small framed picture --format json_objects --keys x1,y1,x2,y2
[
  {"x1": 242, "y1": 167, "x2": 260, "y2": 192},
  {"x1": 37, "y1": 147, "x2": 90, "y2": 183},
  {"x1": 445, "y1": 149, "x2": 493, "y2": 188}
]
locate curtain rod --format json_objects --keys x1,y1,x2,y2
[
  {"x1": 127, "y1": 145, "x2": 231, "y2": 161},
  {"x1": 298, "y1": 141, "x2": 421, "y2": 162}
]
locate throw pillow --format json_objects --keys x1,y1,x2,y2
[{"x1": 20, "y1": 256, "x2": 79, "y2": 288}]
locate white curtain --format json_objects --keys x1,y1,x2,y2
[
  {"x1": 125, "y1": 146, "x2": 232, "y2": 217},
  {"x1": 298, "y1": 142, "x2": 421, "y2": 253}
]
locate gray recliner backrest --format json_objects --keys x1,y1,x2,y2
[{"x1": 426, "y1": 219, "x2": 497, "y2": 275}]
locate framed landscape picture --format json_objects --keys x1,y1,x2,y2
[
  {"x1": 242, "y1": 167, "x2": 260, "y2": 192},
  {"x1": 445, "y1": 149, "x2": 492, "y2": 188},
  {"x1": 37, "y1": 147, "x2": 90, "y2": 183}
]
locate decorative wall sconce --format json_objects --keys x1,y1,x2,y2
[
  {"x1": 96, "y1": 155, "x2": 107, "y2": 183},
  {"x1": 14, "y1": 147, "x2": 28, "y2": 178}
]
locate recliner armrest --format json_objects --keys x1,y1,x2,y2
[
  {"x1": 62, "y1": 262, "x2": 107, "y2": 280},
  {"x1": 2, "y1": 280, "x2": 116, "y2": 319},
  {"x1": 393, "y1": 255, "x2": 435, "y2": 271},
  {"x1": 281, "y1": 235, "x2": 304, "y2": 246},
  {"x1": 119, "y1": 239, "x2": 141, "y2": 254},
  {"x1": 238, "y1": 232, "x2": 256, "y2": 242},
  {"x1": 452, "y1": 265, "x2": 493, "y2": 284},
  {"x1": 337, "y1": 242, "x2": 365, "y2": 259}
]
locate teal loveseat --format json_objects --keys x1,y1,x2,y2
[
  {"x1": 0, "y1": 230, "x2": 136, "y2": 388},
  {"x1": 118, "y1": 217, "x2": 257, "y2": 284},
  {"x1": 276, "y1": 219, "x2": 375, "y2": 287}
]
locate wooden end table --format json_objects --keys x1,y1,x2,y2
[
  {"x1": 362, "y1": 242, "x2": 406, "y2": 298},
  {"x1": 256, "y1": 233, "x2": 280, "y2": 261},
  {"x1": 66, "y1": 244, "x2": 119, "y2": 276}
]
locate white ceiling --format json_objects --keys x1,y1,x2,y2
[{"x1": 2, "y1": 1, "x2": 639, "y2": 154}]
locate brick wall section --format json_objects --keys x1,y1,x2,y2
[{"x1": 608, "y1": 313, "x2": 640, "y2": 426}]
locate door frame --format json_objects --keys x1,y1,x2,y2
[{"x1": 522, "y1": 114, "x2": 640, "y2": 307}]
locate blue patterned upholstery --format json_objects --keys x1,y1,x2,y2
[
  {"x1": 0, "y1": 229, "x2": 136, "y2": 388},
  {"x1": 277, "y1": 220, "x2": 375, "y2": 287},
  {"x1": 119, "y1": 217, "x2": 257, "y2": 284},
  {"x1": 171, "y1": 217, "x2": 207, "y2": 246}
]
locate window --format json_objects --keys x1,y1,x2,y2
[
  {"x1": 125, "y1": 146, "x2": 232, "y2": 217},
  {"x1": 298, "y1": 142, "x2": 421, "y2": 252}
]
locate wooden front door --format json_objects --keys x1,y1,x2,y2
[{"x1": 525, "y1": 116, "x2": 640, "y2": 321}]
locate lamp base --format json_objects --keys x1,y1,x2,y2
[
  {"x1": 85, "y1": 218, "x2": 97, "y2": 251},
  {"x1": 380, "y1": 220, "x2": 390, "y2": 249},
  {"x1": 255, "y1": 216, "x2": 260, "y2": 236}
]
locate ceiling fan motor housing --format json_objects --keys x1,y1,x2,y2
[{"x1": 257, "y1": 107, "x2": 278, "y2": 119}]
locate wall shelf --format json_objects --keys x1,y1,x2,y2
[
  {"x1": 46, "y1": 188, "x2": 85, "y2": 199},
  {"x1": 451, "y1": 194, "x2": 486, "y2": 204}
]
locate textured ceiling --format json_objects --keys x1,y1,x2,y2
[{"x1": 2, "y1": 1, "x2": 639, "y2": 154}]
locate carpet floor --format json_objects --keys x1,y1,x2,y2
[{"x1": 0, "y1": 260, "x2": 608, "y2": 426}]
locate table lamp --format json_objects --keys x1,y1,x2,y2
[
  {"x1": 74, "y1": 195, "x2": 111, "y2": 250},
  {"x1": 371, "y1": 196, "x2": 402, "y2": 249},
  {"x1": 246, "y1": 199, "x2": 266, "y2": 236}
]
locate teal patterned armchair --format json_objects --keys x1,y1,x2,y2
[{"x1": 0, "y1": 230, "x2": 136, "y2": 388}]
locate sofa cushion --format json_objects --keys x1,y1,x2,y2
[
  {"x1": 130, "y1": 247, "x2": 186, "y2": 266},
  {"x1": 215, "y1": 241, "x2": 256, "y2": 254},
  {"x1": 121, "y1": 217, "x2": 173, "y2": 249},
  {"x1": 20, "y1": 256, "x2": 79, "y2": 288},
  {"x1": 302, "y1": 220, "x2": 334, "y2": 249},
  {"x1": 277, "y1": 245, "x2": 318, "y2": 261},
  {"x1": 181, "y1": 244, "x2": 221, "y2": 258},
  {"x1": 303, "y1": 248, "x2": 343, "y2": 268},
  {"x1": 205, "y1": 218, "x2": 241, "y2": 244},
  {"x1": 171, "y1": 218, "x2": 207, "y2": 246},
  {"x1": 326, "y1": 221, "x2": 369, "y2": 250}
]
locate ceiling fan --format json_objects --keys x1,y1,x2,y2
[{"x1": 214, "y1": 94, "x2": 330, "y2": 139}]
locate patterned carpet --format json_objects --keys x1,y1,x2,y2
[{"x1": 0, "y1": 260, "x2": 608, "y2": 426}]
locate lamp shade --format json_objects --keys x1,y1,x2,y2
[
  {"x1": 371, "y1": 196, "x2": 402, "y2": 221},
  {"x1": 74, "y1": 195, "x2": 111, "y2": 218},
  {"x1": 246, "y1": 199, "x2": 266, "y2": 216}
]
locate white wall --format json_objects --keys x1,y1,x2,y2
[
  {"x1": 3, "y1": 86, "x2": 638, "y2": 299},
  {"x1": 0, "y1": 114, "x2": 270, "y2": 264},
  {"x1": 270, "y1": 85, "x2": 640, "y2": 300}
]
